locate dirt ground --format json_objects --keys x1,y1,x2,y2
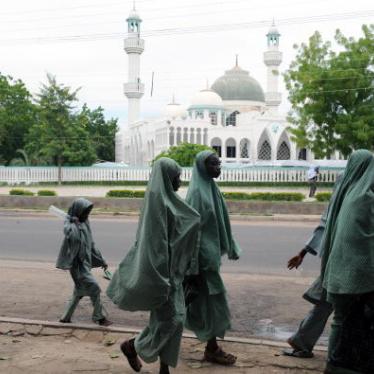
[
  {"x1": 0, "y1": 328, "x2": 326, "y2": 374},
  {"x1": 0, "y1": 260, "x2": 330, "y2": 343}
]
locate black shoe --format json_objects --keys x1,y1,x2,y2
[{"x1": 97, "y1": 318, "x2": 113, "y2": 326}]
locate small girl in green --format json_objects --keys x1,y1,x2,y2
[{"x1": 56, "y1": 198, "x2": 112, "y2": 326}]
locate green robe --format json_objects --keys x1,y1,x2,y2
[
  {"x1": 56, "y1": 198, "x2": 107, "y2": 322},
  {"x1": 318, "y1": 150, "x2": 374, "y2": 373},
  {"x1": 303, "y1": 175, "x2": 342, "y2": 304},
  {"x1": 185, "y1": 150, "x2": 241, "y2": 341},
  {"x1": 107, "y1": 158, "x2": 200, "y2": 367},
  {"x1": 320, "y1": 150, "x2": 374, "y2": 296}
]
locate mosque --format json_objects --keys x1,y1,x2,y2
[{"x1": 115, "y1": 7, "x2": 315, "y2": 166}]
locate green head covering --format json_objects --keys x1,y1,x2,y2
[
  {"x1": 56, "y1": 198, "x2": 103, "y2": 270},
  {"x1": 186, "y1": 151, "x2": 241, "y2": 272},
  {"x1": 321, "y1": 149, "x2": 374, "y2": 294},
  {"x1": 67, "y1": 198, "x2": 93, "y2": 220},
  {"x1": 107, "y1": 157, "x2": 201, "y2": 311}
]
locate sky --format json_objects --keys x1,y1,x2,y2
[{"x1": 0, "y1": 0, "x2": 373, "y2": 129}]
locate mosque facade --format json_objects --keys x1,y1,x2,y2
[{"x1": 116, "y1": 8, "x2": 316, "y2": 166}]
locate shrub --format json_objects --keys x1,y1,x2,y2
[
  {"x1": 37, "y1": 190, "x2": 57, "y2": 196},
  {"x1": 106, "y1": 190, "x2": 145, "y2": 198},
  {"x1": 9, "y1": 189, "x2": 34, "y2": 196},
  {"x1": 315, "y1": 192, "x2": 332, "y2": 202},
  {"x1": 222, "y1": 192, "x2": 305, "y2": 202}
]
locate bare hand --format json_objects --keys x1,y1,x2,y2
[
  {"x1": 287, "y1": 255, "x2": 303, "y2": 270},
  {"x1": 287, "y1": 249, "x2": 307, "y2": 270},
  {"x1": 229, "y1": 254, "x2": 239, "y2": 261}
]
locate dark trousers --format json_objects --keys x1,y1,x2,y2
[
  {"x1": 289, "y1": 301, "x2": 333, "y2": 352},
  {"x1": 308, "y1": 177, "x2": 318, "y2": 197}
]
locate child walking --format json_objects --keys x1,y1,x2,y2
[{"x1": 56, "y1": 198, "x2": 112, "y2": 326}]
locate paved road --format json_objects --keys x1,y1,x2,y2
[{"x1": 0, "y1": 215, "x2": 320, "y2": 275}]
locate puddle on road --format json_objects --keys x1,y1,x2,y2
[{"x1": 254, "y1": 319, "x2": 328, "y2": 345}]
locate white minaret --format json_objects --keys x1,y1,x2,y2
[
  {"x1": 263, "y1": 21, "x2": 282, "y2": 111},
  {"x1": 124, "y1": 5, "x2": 144, "y2": 125}
]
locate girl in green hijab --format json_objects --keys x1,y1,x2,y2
[
  {"x1": 185, "y1": 150, "x2": 241, "y2": 366},
  {"x1": 56, "y1": 198, "x2": 112, "y2": 326},
  {"x1": 107, "y1": 158, "x2": 200, "y2": 374},
  {"x1": 319, "y1": 149, "x2": 374, "y2": 374}
]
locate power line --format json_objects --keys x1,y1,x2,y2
[
  {"x1": 141, "y1": 11, "x2": 374, "y2": 37},
  {"x1": 0, "y1": 0, "x2": 311, "y2": 20},
  {"x1": 0, "y1": 0, "x2": 153, "y2": 17},
  {"x1": 1, "y1": 0, "x2": 324, "y2": 28},
  {"x1": 0, "y1": 10, "x2": 373, "y2": 44},
  {"x1": 0, "y1": 0, "x2": 268, "y2": 25},
  {"x1": 0, "y1": 0, "x2": 323, "y2": 31}
]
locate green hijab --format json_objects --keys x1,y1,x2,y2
[
  {"x1": 186, "y1": 150, "x2": 241, "y2": 272},
  {"x1": 107, "y1": 158, "x2": 200, "y2": 311},
  {"x1": 56, "y1": 198, "x2": 106, "y2": 270},
  {"x1": 321, "y1": 149, "x2": 374, "y2": 295}
]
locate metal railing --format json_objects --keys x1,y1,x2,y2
[{"x1": 0, "y1": 166, "x2": 342, "y2": 184}]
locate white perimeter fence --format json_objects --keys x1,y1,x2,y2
[{"x1": 0, "y1": 167, "x2": 343, "y2": 184}]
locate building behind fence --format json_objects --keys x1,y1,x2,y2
[{"x1": 0, "y1": 166, "x2": 343, "y2": 184}]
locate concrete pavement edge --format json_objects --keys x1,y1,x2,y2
[{"x1": 0, "y1": 316, "x2": 326, "y2": 352}]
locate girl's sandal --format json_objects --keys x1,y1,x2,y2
[{"x1": 204, "y1": 347, "x2": 237, "y2": 366}]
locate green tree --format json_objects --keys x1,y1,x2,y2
[
  {"x1": 0, "y1": 74, "x2": 37, "y2": 165},
  {"x1": 26, "y1": 74, "x2": 96, "y2": 183},
  {"x1": 78, "y1": 104, "x2": 118, "y2": 162},
  {"x1": 153, "y1": 142, "x2": 214, "y2": 167},
  {"x1": 284, "y1": 25, "x2": 374, "y2": 158}
]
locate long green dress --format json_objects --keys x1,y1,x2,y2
[
  {"x1": 56, "y1": 198, "x2": 107, "y2": 322},
  {"x1": 319, "y1": 150, "x2": 374, "y2": 374},
  {"x1": 107, "y1": 158, "x2": 200, "y2": 368},
  {"x1": 185, "y1": 150, "x2": 241, "y2": 341}
]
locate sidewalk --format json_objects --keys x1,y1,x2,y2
[
  {"x1": 0, "y1": 318, "x2": 326, "y2": 373},
  {"x1": 0, "y1": 260, "x2": 324, "y2": 339}
]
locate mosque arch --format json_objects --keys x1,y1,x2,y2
[
  {"x1": 209, "y1": 111, "x2": 218, "y2": 125},
  {"x1": 276, "y1": 131, "x2": 291, "y2": 160},
  {"x1": 298, "y1": 148, "x2": 307, "y2": 160},
  {"x1": 196, "y1": 128, "x2": 202, "y2": 144},
  {"x1": 203, "y1": 128, "x2": 208, "y2": 145},
  {"x1": 211, "y1": 137, "x2": 222, "y2": 157},
  {"x1": 176, "y1": 127, "x2": 182, "y2": 145},
  {"x1": 277, "y1": 141, "x2": 290, "y2": 160},
  {"x1": 225, "y1": 138, "x2": 236, "y2": 158},
  {"x1": 190, "y1": 128, "x2": 195, "y2": 143},
  {"x1": 183, "y1": 128, "x2": 188, "y2": 142},
  {"x1": 239, "y1": 138, "x2": 250, "y2": 159},
  {"x1": 257, "y1": 130, "x2": 272, "y2": 160},
  {"x1": 169, "y1": 127, "x2": 175, "y2": 146},
  {"x1": 226, "y1": 110, "x2": 240, "y2": 127}
]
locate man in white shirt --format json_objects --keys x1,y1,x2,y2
[{"x1": 307, "y1": 166, "x2": 320, "y2": 197}]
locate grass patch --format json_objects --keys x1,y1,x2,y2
[
  {"x1": 106, "y1": 190, "x2": 145, "y2": 198},
  {"x1": 37, "y1": 189, "x2": 57, "y2": 196},
  {"x1": 315, "y1": 192, "x2": 332, "y2": 202},
  {"x1": 222, "y1": 192, "x2": 305, "y2": 202},
  {"x1": 9, "y1": 189, "x2": 35, "y2": 196}
]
